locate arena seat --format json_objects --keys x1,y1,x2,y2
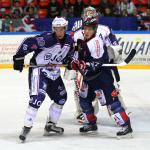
[
  {"x1": 57, "y1": 0, "x2": 63, "y2": 5},
  {"x1": 13, "y1": 0, "x2": 25, "y2": 7},
  {"x1": 39, "y1": 0, "x2": 50, "y2": 7},
  {"x1": 38, "y1": 9, "x2": 48, "y2": 18},
  {"x1": 132, "y1": 0, "x2": 148, "y2": 5},
  {"x1": 1, "y1": 0, "x2": 11, "y2": 8},
  {"x1": 69, "y1": 0, "x2": 76, "y2": 5},
  {"x1": 83, "y1": 0, "x2": 90, "y2": 5},
  {"x1": 5, "y1": 9, "x2": 10, "y2": 15},
  {"x1": 90, "y1": 0, "x2": 101, "y2": 6}
]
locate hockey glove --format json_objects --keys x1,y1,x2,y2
[
  {"x1": 13, "y1": 55, "x2": 24, "y2": 72},
  {"x1": 30, "y1": 57, "x2": 37, "y2": 66},
  {"x1": 67, "y1": 60, "x2": 86, "y2": 71},
  {"x1": 84, "y1": 62, "x2": 102, "y2": 76}
]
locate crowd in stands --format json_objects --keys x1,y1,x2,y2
[{"x1": 0, "y1": 0, "x2": 150, "y2": 31}]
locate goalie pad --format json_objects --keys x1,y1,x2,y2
[
  {"x1": 63, "y1": 68, "x2": 76, "y2": 80},
  {"x1": 107, "y1": 45, "x2": 123, "y2": 63}
]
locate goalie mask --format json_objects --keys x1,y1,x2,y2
[{"x1": 81, "y1": 6, "x2": 99, "y2": 24}]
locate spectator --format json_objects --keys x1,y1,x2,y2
[
  {"x1": 12, "y1": 0, "x2": 24, "y2": 15},
  {"x1": 61, "y1": 0, "x2": 74, "y2": 18},
  {"x1": 99, "y1": 0, "x2": 114, "y2": 15},
  {"x1": 1, "y1": 15, "x2": 14, "y2": 32},
  {"x1": 47, "y1": 0, "x2": 61, "y2": 18},
  {"x1": 119, "y1": 0, "x2": 136, "y2": 16},
  {"x1": 138, "y1": 19, "x2": 148, "y2": 30},
  {"x1": 0, "y1": 8, "x2": 6, "y2": 19},
  {"x1": 24, "y1": 3, "x2": 38, "y2": 17},
  {"x1": 141, "y1": 8, "x2": 150, "y2": 17},
  {"x1": 12, "y1": 9, "x2": 22, "y2": 19},
  {"x1": 103, "y1": 7, "x2": 114, "y2": 16},
  {"x1": 74, "y1": 0, "x2": 84, "y2": 17}
]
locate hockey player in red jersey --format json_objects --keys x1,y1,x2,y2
[
  {"x1": 65, "y1": 6, "x2": 127, "y2": 123},
  {"x1": 68, "y1": 15, "x2": 133, "y2": 136}
]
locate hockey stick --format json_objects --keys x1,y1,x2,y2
[
  {"x1": 78, "y1": 49, "x2": 136, "y2": 81},
  {"x1": 25, "y1": 49, "x2": 136, "y2": 68},
  {"x1": 102, "y1": 49, "x2": 136, "y2": 67}
]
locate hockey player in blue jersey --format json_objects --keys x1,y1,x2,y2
[
  {"x1": 66, "y1": 6, "x2": 127, "y2": 123},
  {"x1": 69, "y1": 16, "x2": 133, "y2": 136},
  {"x1": 13, "y1": 17, "x2": 75, "y2": 142}
]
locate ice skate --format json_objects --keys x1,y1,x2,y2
[
  {"x1": 79, "y1": 123, "x2": 98, "y2": 134},
  {"x1": 117, "y1": 124, "x2": 133, "y2": 139},
  {"x1": 44, "y1": 121, "x2": 64, "y2": 136},
  {"x1": 19, "y1": 126, "x2": 31, "y2": 142}
]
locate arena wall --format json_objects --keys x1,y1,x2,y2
[{"x1": 0, "y1": 31, "x2": 150, "y2": 69}]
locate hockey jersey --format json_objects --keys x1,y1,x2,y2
[
  {"x1": 15, "y1": 32, "x2": 74, "y2": 80},
  {"x1": 78, "y1": 35, "x2": 109, "y2": 78}
]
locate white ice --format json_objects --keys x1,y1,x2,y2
[{"x1": 0, "y1": 69, "x2": 150, "y2": 150}]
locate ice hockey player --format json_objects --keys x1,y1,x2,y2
[
  {"x1": 13, "y1": 17, "x2": 75, "y2": 142},
  {"x1": 68, "y1": 16, "x2": 133, "y2": 136},
  {"x1": 67, "y1": 6, "x2": 126, "y2": 123}
]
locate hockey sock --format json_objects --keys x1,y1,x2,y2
[
  {"x1": 48, "y1": 103, "x2": 63, "y2": 124},
  {"x1": 24, "y1": 106, "x2": 38, "y2": 127}
]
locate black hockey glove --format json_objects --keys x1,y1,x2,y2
[
  {"x1": 13, "y1": 55, "x2": 24, "y2": 72},
  {"x1": 30, "y1": 57, "x2": 37, "y2": 66},
  {"x1": 84, "y1": 62, "x2": 102, "y2": 76}
]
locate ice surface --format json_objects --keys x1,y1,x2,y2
[{"x1": 0, "y1": 69, "x2": 150, "y2": 150}]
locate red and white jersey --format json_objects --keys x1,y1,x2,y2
[
  {"x1": 86, "y1": 36, "x2": 105, "y2": 59},
  {"x1": 73, "y1": 24, "x2": 118, "y2": 47}
]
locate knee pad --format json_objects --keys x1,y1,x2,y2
[
  {"x1": 109, "y1": 101, "x2": 124, "y2": 113},
  {"x1": 29, "y1": 91, "x2": 46, "y2": 109},
  {"x1": 80, "y1": 99, "x2": 94, "y2": 114},
  {"x1": 56, "y1": 92, "x2": 67, "y2": 106}
]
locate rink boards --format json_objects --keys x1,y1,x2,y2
[{"x1": 0, "y1": 31, "x2": 150, "y2": 69}]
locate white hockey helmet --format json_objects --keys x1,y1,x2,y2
[{"x1": 52, "y1": 17, "x2": 68, "y2": 32}]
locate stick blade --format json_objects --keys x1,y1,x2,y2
[{"x1": 124, "y1": 49, "x2": 136, "y2": 64}]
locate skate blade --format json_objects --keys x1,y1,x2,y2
[
  {"x1": 18, "y1": 138, "x2": 26, "y2": 144},
  {"x1": 18, "y1": 135, "x2": 26, "y2": 143},
  {"x1": 80, "y1": 130, "x2": 98, "y2": 136},
  {"x1": 117, "y1": 133, "x2": 133, "y2": 140},
  {"x1": 43, "y1": 130, "x2": 63, "y2": 136}
]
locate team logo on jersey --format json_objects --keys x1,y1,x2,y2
[
  {"x1": 37, "y1": 37, "x2": 45, "y2": 47},
  {"x1": 23, "y1": 44, "x2": 28, "y2": 51},
  {"x1": 44, "y1": 53, "x2": 52, "y2": 60}
]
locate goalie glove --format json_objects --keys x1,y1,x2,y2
[{"x1": 13, "y1": 55, "x2": 24, "y2": 72}]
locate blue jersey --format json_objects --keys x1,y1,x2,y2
[{"x1": 16, "y1": 32, "x2": 75, "y2": 80}]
